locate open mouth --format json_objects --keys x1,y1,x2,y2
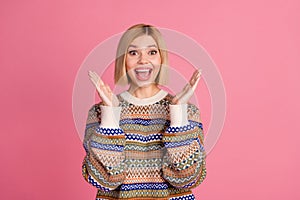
[{"x1": 134, "y1": 68, "x2": 153, "y2": 81}]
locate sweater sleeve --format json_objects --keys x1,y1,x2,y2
[
  {"x1": 82, "y1": 103, "x2": 127, "y2": 191},
  {"x1": 162, "y1": 103, "x2": 207, "y2": 189}
]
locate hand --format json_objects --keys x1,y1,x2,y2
[
  {"x1": 88, "y1": 70, "x2": 119, "y2": 107},
  {"x1": 172, "y1": 69, "x2": 202, "y2": 105}
]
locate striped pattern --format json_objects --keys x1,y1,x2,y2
[{"x1": 82, "y1": 93, "x2": 206, "y2": 199}]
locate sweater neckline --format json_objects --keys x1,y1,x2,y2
[{"x1": 120, "y1": 89, "x2": 168, "y2": 106}]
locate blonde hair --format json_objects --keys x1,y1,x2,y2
[{"x1": 114, "y1": 24, "x2": 169, "y2": 86}]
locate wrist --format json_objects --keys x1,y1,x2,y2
[
  {"x1": 169, "y1": 104, "x2": 189, "y2": 126},
  {"x1": 100, "y1": 105, "x2": 122, "y2": 128}
]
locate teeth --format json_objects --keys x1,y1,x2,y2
[{"x1": 135, "y1": 69, "x2": 151, "y2": 73}]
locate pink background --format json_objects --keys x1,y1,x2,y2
[{"x1": 1, "y1": 0, "x2": 299, "y2": 199}]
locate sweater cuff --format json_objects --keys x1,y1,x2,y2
[
  {"x1": 100, "y1": 105, "x2": 122, "y2": 128},
  {"x1": 169, "y1": 104, "x2": 189, "y2": 127}
]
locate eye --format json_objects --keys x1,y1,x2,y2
[
  {"x1": 128, "y1": 50, "x2": 138, "y2": 56},
  {"x1": 149, "y1": 50, "x2": 158, "y2": 55}
]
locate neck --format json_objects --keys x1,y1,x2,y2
[{"x1": 128, "y1": 84, "x2": 160, "y2": 99}]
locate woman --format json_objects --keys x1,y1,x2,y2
[{"x1": 82, "y1": 24, "x2": 206, "y2": 200}]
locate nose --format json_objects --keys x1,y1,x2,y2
[{"x1": 138, "y1": 51, "x2": 149, "y2": 64}]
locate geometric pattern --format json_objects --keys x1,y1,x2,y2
[
  {"x1": 169, "y1": 194, "x2": 195, "y2": 200},
  {"x1": 82, "y1": 92, "x2": 207, "y2": 199}
]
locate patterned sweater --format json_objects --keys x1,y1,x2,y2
[{"x1": 82, "y1": 90, "x2": 206, "y2": 200}]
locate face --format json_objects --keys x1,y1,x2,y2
[{"x1": 125, "y1": 35, "x2": 162, "y2": 88}]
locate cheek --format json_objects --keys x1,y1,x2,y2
[
  {"x1": 158, "y1": 57, "x2": 162, "y2": 64},
  {"x1": 155, "y1": 54, "x2": 162, "y2": 63},
  {"x1": 153, "y1": 56, "x2": 162, "y2": 66},
  {"x1": 125, "y1": 58, "x2": 134, "y2": 71},
  {"x1": 125, "y1": 54, "x2": 140, "y2": 69}
]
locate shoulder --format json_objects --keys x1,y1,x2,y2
[
  {"x1": 186, "y1": 103, "x2": 201, "y2": 123},
  {"x1": 86, "y1": 102, "x2": 102, "y2": 122},
  {"x1": 88, "y1": 102, "x2": 101, "y2": 113},
  {"x1": 157, "y1": 93, "x2": 174, "y2": 106},
  {"x1": 187, "y1": 103, "x2": 200, "y2": 113}
]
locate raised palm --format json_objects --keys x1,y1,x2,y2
[
  {"x1": 172, "y1": 69, "x2": 202, "y2": 105},
  {"x1": 88, "y1": 70, "x2": 119, "y2": 107}
]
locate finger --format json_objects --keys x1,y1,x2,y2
[
  {"x1": 190, "y1": 77, "x2": 196, "y2": 86},
  {"x1": 191, "y1": 75, "x2": 201, "y2": 91},
  {"x1": 88, "y1": 70, "x2": 94, "y2": 76},
  {"x1": 99, "y1": 83, "x2": 109, "y2": 96},
  {"x1": 105, "y1": 84, "x2": 112, "y2": 93},
  {"x1": 103, "y1": 84, "x2": 114, "y2": 100},
  {"x1": 97, "y1": 88, "x2": 111, "y2": 106},
  {"x1": 91, "y1": 72, "x2": 102, "y2": 86},
  {"x1": 198, "y1": 68, "x2": 202, "y2": 75},
  {"x1": 98, "y1": 77, "x2": 105, "y2": 87},
  {"x1": 103, "y1": 84, "x2": 111, "y2": 96},
  {"x1": 88, "y1": 71, "x2": 98, "y2": 80},
  {"x1": 89, "y1": 76, "x2": 101, "y2": 90},
  {"x1": 94, "y1": 75, "x2": 106, "y2": 90},
  {"x1": 189, "y1": 69, "x2": 199, "y2": 86},
  {"x1": 191, "y1": 72, "x2": 200, "y2": 86},
  {"x1": 89, "y1": 73, "x2": 106, "y2": 95},
  {"x1": 88, "y1": 70, "x2": 95, "y2": 79},
  {"x1": 88, "y1": 72, "x2": 100, "y2": 86},
  {"x1": 190, "y1": 69, "x2": 202, "y2": 87},
  {"x1": 174, "y1": 83, "x2": 190, "y2": 104},
  {"x1": 88, "y1": 72, "x2": 113, "y2": 106},
  {"x1": 88, "y1": 75, "x2": 99, "y2": 88},
  {"x1": 175, "y1": 69, "x2": 202, "y2": 104},
  {"x1": 89, "y1": 71, "x2": 104, "y2": 86}
]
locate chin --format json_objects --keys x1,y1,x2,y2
[{"x1": 137, "y1": 81, "x2": 155, "y2": 88}]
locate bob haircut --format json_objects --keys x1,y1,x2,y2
[{"x1": 114, "y1": 24, "x2": 169, "y2": 86}]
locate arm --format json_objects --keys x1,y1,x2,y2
[
  {"x1": 82, "y1": 103, "x2": 126, "y2": 191},
  {"x1": 162, "y1": 103, "x2": 206, "y2": 189}
]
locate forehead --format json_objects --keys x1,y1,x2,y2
[{"x1": 129, "y1": 35, "x2": 158, "y2": 48}]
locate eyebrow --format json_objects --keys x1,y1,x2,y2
[{"x1": 128, "y1": 44, "x2": 158, "y2": 49}]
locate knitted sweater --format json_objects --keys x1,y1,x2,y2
[{"x1": 82, "y1": 90, "x2": 206, "y2": 200}]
